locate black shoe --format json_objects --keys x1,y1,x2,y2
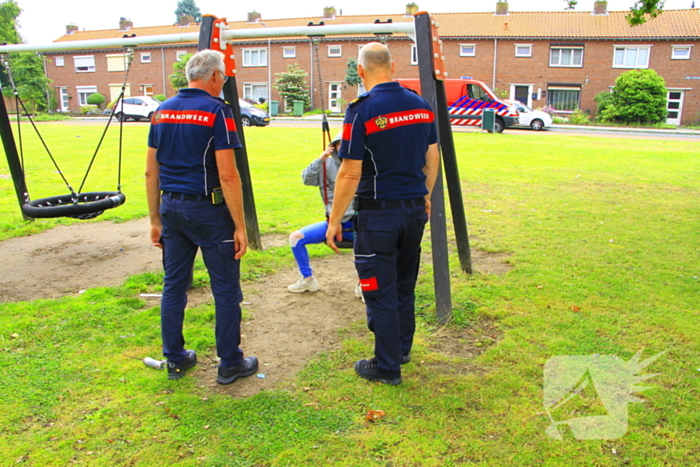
[
  {"x1": 354, "y1": 359, "x2": 402, "y2": 386},
  {"x1": 167, "y1": 350, "x2": 197, "y2": 380},
  {"x1": 217, "y1": 356, "x2": 259, "y2": 385}
]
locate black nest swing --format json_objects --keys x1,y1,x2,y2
[{"x1": 3, "y1": 51, "x2": 133, "y2": 220}]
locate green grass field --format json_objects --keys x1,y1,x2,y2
[{"x1": 0, "y1": 124, "x2": 698, "y2": 466}]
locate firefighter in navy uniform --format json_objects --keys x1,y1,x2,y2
[
  {"x1": 326, "y1": 42, "x2": 440, "y2": 385},
  {"x1": 145, "y1": 50, "x2": 258, "y2": 384}
]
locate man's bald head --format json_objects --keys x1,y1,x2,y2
[{"x1": 358, "y1": 42, "x2": 392, "y2": 74}]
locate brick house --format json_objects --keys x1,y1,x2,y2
[{"x1": 45, "y1": 3, "x2": 700, "y2": 125}]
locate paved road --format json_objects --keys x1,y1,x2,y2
[{"x1": 66, "y1": 117, "x2": 700, "y2": 142}]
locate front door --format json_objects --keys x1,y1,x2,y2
[
  {"x1": 59, "y1": 87, "x2": 69, "y2": 112},
  {"x1": 513, "y1": 85, "x2": 531, "y2": 106},
  {"x1": 143, "y1": 85, "x2": 154, "y2": 97},
  {"x1": 666, "y1": 91, "x2": 684, "y2": 126},
  {"x1": 329, "y1": 83, "x2": 341, "y2": 113}
]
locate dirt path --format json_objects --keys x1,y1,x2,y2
[{"x1": 0, "y1": 218, "x2": 507, "y2": 396}]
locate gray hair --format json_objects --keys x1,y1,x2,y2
[
  {"x1": 358, "y1": 42, "x2": 391, "y2": 73},
  {"x1": 185, "y1": 49, "x2": 226, "y2": 82}
]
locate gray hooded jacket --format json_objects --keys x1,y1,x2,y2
[{"x1": 301, "y1": 151, "x2": 355, "y2": 223}]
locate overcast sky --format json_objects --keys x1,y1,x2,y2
[{"x1": 16, "y1": 0, "x2": 696, "y2": 45}]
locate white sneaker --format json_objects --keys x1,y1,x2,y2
[
  {"x1": 355, "y1": 282, "x2": 365, "y2": 302},
  {"x1": 287, "y1": 275, "x2": 319, "y2": 293}
]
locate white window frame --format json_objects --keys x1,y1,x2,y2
[
  {"x1": 76, "y1": 85, "x2": 98, "y2": 106},
  {"x1": 612, "y1": 45, "x2": 651, "y2": 69},
  {"x1": 242, "y1": 48, "x2": 267, "y2": 67},
  {"x1": 55, "y1": 56, "x2": 65, "y2": 67},
  {"x1": 175, "y1": 50, "x2": 188, "y2": 62},
  {"x1": 515, "y1": 44, "x2": 532, "y2": 58},
  {"x1": 671, "y1": 45, "x2": 692, "y2": 60},
  {"x1": 547, "y1": 86, "x2": 581, "y2": 113},
  {"x1": 243, "y1": 83, "x2": 268, "y2": 103},
  {"x1": 459, "y1": 44, "x2": 476, "y2": 57},
  {"x1": 282, "y1": 47, "x2": 296, "y2": 59},
  {"x1": 140, "y1": 52, "x2": 152, "y2": 63},
  {"x1": 327, "y1": 45, "x2": 342, "y2": 57},
  {"x1": 74, "y1": 55, "x2": 95, "y2": 73},
  {"x1": 549, "y1": 47, "x2": 584, "y2": 67},
  {"x1": 411, "y1": 45, "x2": 418, "y2": 65}
]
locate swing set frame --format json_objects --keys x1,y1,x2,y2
[{"x1": 0, "y1": 12, "x2": 471, "y2": 322}]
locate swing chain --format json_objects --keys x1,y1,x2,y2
[
  {"x1": 1, "y1": 54, "x2": 18, "y2": 95},
  {"x1": 311, "y1": 37, "x2": 331, "y2": 148}
]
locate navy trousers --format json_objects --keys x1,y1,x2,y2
[
  {"x1": 159, "y1": 194, "x2": 244, "y2": 367},
  {"x1": 353, "y1": 201, "x2": 428, "y2": 378}
]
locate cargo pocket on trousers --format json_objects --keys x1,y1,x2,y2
[{"x1": 354, "y1": 255, "x2": 379, "y2": 296}]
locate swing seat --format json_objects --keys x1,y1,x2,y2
[{"x1": 22, "y1": 191, "x2": 126, "y2": 220}]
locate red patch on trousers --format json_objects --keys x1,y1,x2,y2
[{"x1": 360, "y1": 277, "x2": 378, "y2": 292}]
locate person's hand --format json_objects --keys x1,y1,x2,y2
[
  {"x1": 325, "y1": 221, "x2": 343, "y2": 254},
  {"x1": 150, "y1": 220, "x2": 163, "y2": 248},
  {"x1": 424, "y1": 196, "x2": 432, "y2": 219},
  {"x1": 320, "y1": 145, "x2": 335, "y2": 161},
  {"x1": 233, "y1": 229, "x2": 248, "y2": 260}
]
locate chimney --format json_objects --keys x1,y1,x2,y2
[
  {"x1": 179, "y1": 15, "x2": 194, "y2": 26},
  {"x1": 66, "y1": 24, "x2": 78, "y2": 34},
  {"x1": 323, "y1": 6, "x2": 337, "y2": 19},
  {"x1": 593, "y1": 1, "x2": 608, "y2": 15},
  {"x1": 247, "y1": 11, "x2": 261, "y2": 23},
  {"x1": 119, "y1": 17, "x2": 133, "y2": 31},
  {"x1": 496, "y1": 1, "x2": 509, "y2": 15},
  {"x1": 405, "y1": 3, "x2": 419, "y2": 16}
]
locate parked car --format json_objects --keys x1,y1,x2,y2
[
  {"x1": 238, "y1": 99, "x2": 270, "y2": 127},
  {"x1": 113, "y1": 96, "x2": 161, "y2": 122},
  {"x1": 505, "y1": 100, "x2": 552, "y2": 131}
]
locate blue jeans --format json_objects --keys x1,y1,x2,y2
[
  {"x1": 291, "y1": 219, "x2": 353, "y2": 278},
  {"x1": 159, "y1": 194, "x2": 244, "y2": 367}
]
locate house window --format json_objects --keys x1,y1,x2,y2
[
  {"x1": 55, "y1": 56, "x2": 65, "y2": 67},
  {"x1": 243, "y1": 83, "x2": 268, "y2": 103},
  {"x1": 282, "y1": 47, "x2": 296, "y2": 58},
  {"x1": 327, "y1": 45, "x2": 342, "y2": 57},
  {"x1": 141, "y1": 52, "x2": 152, "y2": 63},
  {"x1": 459, "y1": 44, "x2": 476, "y2": 57},
  {"x1": 671, "y1": 45, "x2": 692, "y2": 60},
  {"x1": 176, "y1": 51, "x2": 188, "y2": 62},
  {"x1": 74, "y1": 55, "x2": 95, "y2": 73},
  {"x1": 243, "y1": 48, "x2": 267, "y2": 67},
  {"x1": 613, "y1": 45, "x2": 650, "y2": 68},
  {"x1": 515, "y1": 44, "x2": 532, "y2": 57},
  {"x1": 411, "y1": 45, "x2": 418, "y2": 65},
  {"x1": 549, "y1": 47, "x2": 583, "y2": 67},
  {"x1": 547, "y1": 86, "x2": 581, "y2": 112},
  {"x1": 76, "y1": 86, "x2": 98, "y2": 106},
  {"x1": 106, "y1": 53, "x2": 127, "y2": 72}
]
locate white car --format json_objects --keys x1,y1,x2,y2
[
  {"x1": 113, "y1": 96, "x2": 161, "y2": 122},
  {"x1": 506, "y1": 100, "x2": 552, "y2": 131}
]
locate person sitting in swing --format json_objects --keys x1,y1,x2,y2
[{"x1": 287, "y1": 131, "x2": 361, "y2": 299}]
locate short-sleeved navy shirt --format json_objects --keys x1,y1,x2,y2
[
  {"x1": 339, "y1": 81, "x2": 437, "y2": 201},
  {"x1": 148, "y1": 88, "x2": 242, "y2": 195}
]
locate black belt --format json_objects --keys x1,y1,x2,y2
[
  {"x1": 356, "y1": 198, "x2": 425, "y2": 211},
  {"x1": 163, "y1": 191, "x2": 209, "y2": 202}
]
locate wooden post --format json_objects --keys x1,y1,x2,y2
[
  {"x1": 198, "y1": 15, "x2": 262, "y2": 250},
  {"x1": 414, "y1": 12, "x2": 452, "y2": 323},
  {"x1": 0, "y1": 91, "x2": 31, "y2": 220}
]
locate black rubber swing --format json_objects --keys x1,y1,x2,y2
[{"x1": 3, "y1": 51, "x2": 132, "y2": 220}]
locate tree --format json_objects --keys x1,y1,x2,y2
[
  {"x1": 0, "y1": 0, "x2": 21, "y2": 89},
  {"x1": 174, "y1": 0, "x2": 201, "y2": 23},
  {"x1": 604, "y1": 69, "x2": 667, "y2": 124},
  {"x1": 87, "y1": 92, "x2": 106, "y2": 108},
  {"x1": 345, "y1": 58, "x2": 361, "y2": 87},
  {"x1": 168, "y1": 53, "x2": 192, "y2": 90},
  {"x1": 274, "y1": 64, "x2": 310, "y2": 110},
  {"x1": 564, "y1": 0, "x2": 664, "y2": 26},
  {"x1": 8, "y1": 53, "x2": 50, "y2": 114}
]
